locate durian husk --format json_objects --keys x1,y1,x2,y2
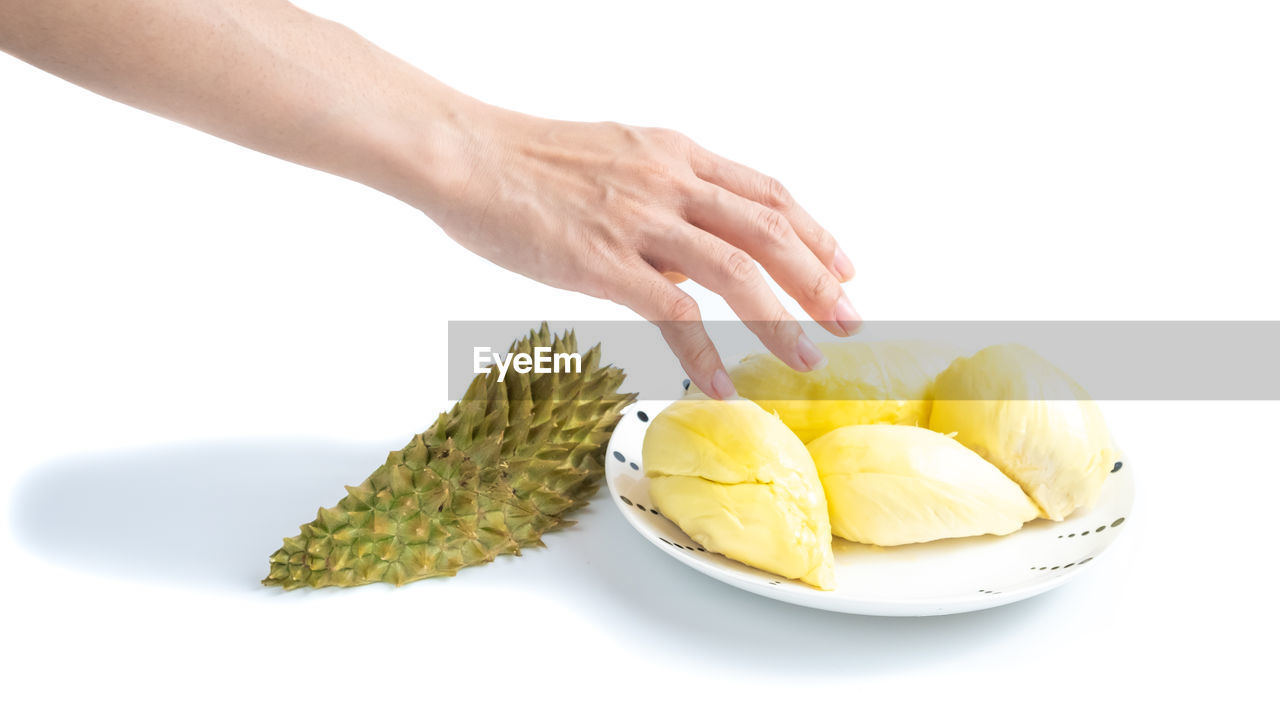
[{"x1": 263, "y1": 324, "x2": 636, "y2": 589}]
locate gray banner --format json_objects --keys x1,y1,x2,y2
[{"x1": 448, "y1": 320, "x2": 1280, "y2": 401}]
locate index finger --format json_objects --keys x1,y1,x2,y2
[{"x1": 610, "y1": 261, "x2": 737, "y2": 400}]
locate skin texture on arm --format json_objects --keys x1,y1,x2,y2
[{"x1": 0, "y1": 0, "x2": 860, "y2": 399}]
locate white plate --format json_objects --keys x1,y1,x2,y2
[{"x1": 605, "y1": 400, "x2": 1134, "y2": 616}]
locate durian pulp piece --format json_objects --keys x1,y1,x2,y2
[
  {"x1": 806, "y1": 425, "x2": 1040, "y2": 546},
  {"x1": 642, "y1": 394, "x2": 836, "y2": 590},
  {"x1": 928, "y1": 344, "x2": 1116, "y2": 522},
  {"x1": 725, "y1": 340, "x2": 963, "y2": 442},
  {"x1": 263, "y1": 324, "x2": 636, "y2": 589}
]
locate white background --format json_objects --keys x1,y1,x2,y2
[{"x1": 2, "y1": 1, "x2": 1277, "y2": 717}]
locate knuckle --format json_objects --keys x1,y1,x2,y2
[
  {"x1": 671, "y1": 169, "x2": 701, "y2": 195},
  {"x1": 664, "y1": 291, "x2": 701, "y2": 323},
  {"x1": 641, "y1": 205, "x2": 672, "y2": 234},
  {"x1": 722, "y1": 250, "x2": 758, "y2": 285},
  {"x1": 765, "y1": 311, "x2": 796, "y2": 341},
  {"x1": 704, "y1": 184, "x2": 732, "y2": 210},
  {"x1": 652, "y1": 127, "x2": 684, "y2": 143},
  {"x1": 761, "y1": 175, "x2": 792, "y2": 209},
  {"x1": 755, "y1": 208, "x2": 791, "y2": 247},
  {"x1": 607, "y1": 121, "x2": 642, "y2": 142},
  {"x1": 749, "y1": 311, "x2": 796, "y2": 347},
  {"x1": 811, "y1": 228, "x2": 836, "y2": 259},
  {"x1": 807, "y1": 270, "x2": 840, "y2": 305},
  {"x1": 639, "y1": 161, "x2": 688, "y2": 195},
  {"x1": 636, "y1": 206, "x2": 672, "y2": 235},
  {"x1": 663, "y1": 173, "x2": 702, "y2": 211},
  {"x1": 648, "y1": 127, "x2": 689, "y2": 151},
  {"x1": 686, "y1": 338, "x2": 720, "y2": 371}
]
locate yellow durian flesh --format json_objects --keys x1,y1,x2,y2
[
  {"x1": 726, "y1": 340, "x2": 962, "y2": 442},
  {"x1": 807, "y1": 425, "x2": 1040, "y2": 546},
  {"x1": 642, "y1": 394, "x2": 835, "y2": 590},
  {"x1": 928, "y1": 344, "x2": 1116, "y2": 522}
]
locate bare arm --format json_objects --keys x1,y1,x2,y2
[{"x1": 0, "y1": 0, "x2": 859, "y2": 399}]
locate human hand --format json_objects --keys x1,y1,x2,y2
[
  {"x1": 421, "y1": 104, "x2": 860, "y2": 399},
  {"x1": 0, "y1": 0, "x2": 857, "y2": 400}
]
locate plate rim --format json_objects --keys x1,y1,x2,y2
[{"x1": 604, "y1": 399, "x2": 1134, "y2": 617}]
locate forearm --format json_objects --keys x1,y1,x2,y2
[
  {"x1": 1, "y1": 1, "x2": 858, "y2": 395},
  {"x1": 0, "y1": 0, "x2": 477, "y2": 212}
]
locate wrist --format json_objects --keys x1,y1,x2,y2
[{"x1": 356, "y1": 73, "x2": 508, "y2": 220}]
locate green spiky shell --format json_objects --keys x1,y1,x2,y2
[{"x1": 263, "y1": 324, "x2": 635, "y2": 589}]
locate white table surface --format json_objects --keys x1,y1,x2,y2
[{"x1": 2, "y1": 2, "x2": 1276, "y2": 717}]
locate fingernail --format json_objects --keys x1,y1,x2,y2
[
  {"x1": 834, "y1": 295, "x2": 862, "y2": 336},
  {"x1": 832, "y1": 246, "x2": 855, "y2": 281},
  {"x1": 795, "y1": 334, "x2": 827, "y2": 372},
  {"x1": 710, "y1": 369, "x2": 737, "y2": 400}
]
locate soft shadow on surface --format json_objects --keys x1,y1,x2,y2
[
  {"x1": 10, "y1": 440, "x2": 1074, "y2": 676},
  {"x1": 9, "y1": 438, "x2": 394, "y2": 590},
  {"x1": 466, "y1": 496, "x2": 1081, "y2": 678}
]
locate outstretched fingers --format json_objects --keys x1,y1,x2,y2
[
  {"x1": 611, "y1": 262, "x2": 736, "y2": 400},
  {"x1": 686, "y1": 181, "x2": 860, "y2": 337},
  {"x1": 643, "y1": 222, "x2": 827, "y2": 373},
  {"x1": 689, "y1": 145, "x2": 855, "y2": 283}
]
